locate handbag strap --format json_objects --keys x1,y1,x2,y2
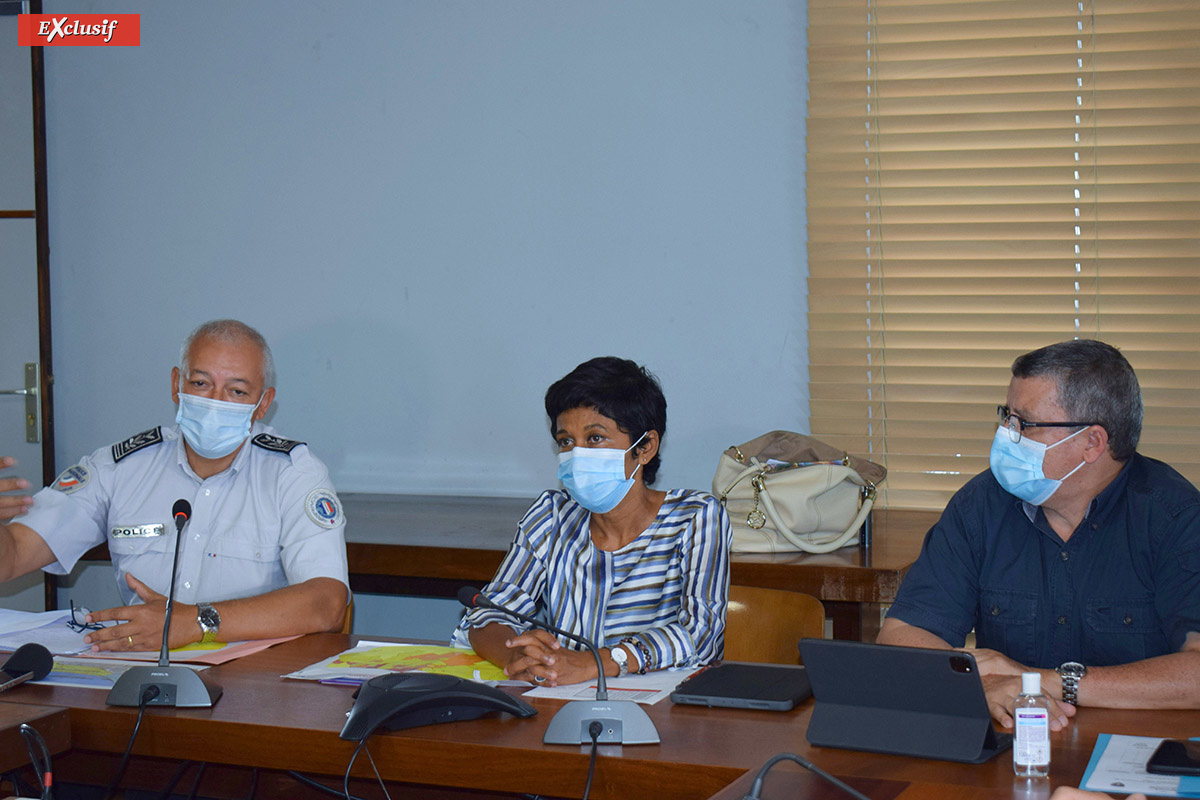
[
  {"x1": 716, "y1": 461, "x2": 765, "y2": 500},
  {"x1": 757, "y1": 473, "x2": 877, "y2": 554}
]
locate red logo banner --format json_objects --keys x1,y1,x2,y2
[{"x1": 17, "y1": 14, "x2": 140, "y2": 46}]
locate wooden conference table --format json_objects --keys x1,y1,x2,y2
[
  {"x1": 1, "y1": 634, "x2": 1191, "y2": 800},
  {"x1": 340, "y1": 494, "x2": 938, "y2": 641},
  {"x1": 0, "y1": 702, "x2": 69, "y2": 772}
]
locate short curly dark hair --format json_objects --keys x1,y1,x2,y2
[{"x1": 544, "y1": 357, "x2": 667, "y2": 484}]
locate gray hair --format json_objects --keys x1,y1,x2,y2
[
  {"x1": 1011, "y1": 339, "x2": 1142, "y2": 460},
  {"x1": 179, "y1": 319, "x2": 276, "y2": 389}
]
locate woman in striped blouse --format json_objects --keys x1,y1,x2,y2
[{"x1": 451, "y1": 356, "x2": 732, "y2": 686}]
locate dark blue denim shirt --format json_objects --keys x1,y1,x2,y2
[{"x1": 887, "y1": 454, "x2": 1200, "y2": 668}]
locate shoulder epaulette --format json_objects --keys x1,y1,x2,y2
[
  {"x1": 252, "y1": 433, "x2": 305, "y2": 454},
  {"x1": 112, "y1": 427, "x2": 164, "y2": 463}
]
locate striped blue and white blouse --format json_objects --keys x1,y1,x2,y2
[{"x1": 451, "y1": 488, "x2": 732, "y2": 672}]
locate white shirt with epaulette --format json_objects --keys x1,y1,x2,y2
[{"x1": 22, "y1": 422, "x2": 348, "y2": 607}]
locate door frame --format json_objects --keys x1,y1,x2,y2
[{"x1": 25, "y1": 0, "x2": 58, "y2": 606}]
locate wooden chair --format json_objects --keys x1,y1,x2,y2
[
  {"x1": 339, "y1": 595, "x2": 355, "y2": 634},
  {"x1": 723, "y1": 584, "x2": 826, "y2": 665}
]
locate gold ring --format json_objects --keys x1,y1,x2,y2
[{"x1": 127, "y1": 635, "x2": 134, "y2": 646}]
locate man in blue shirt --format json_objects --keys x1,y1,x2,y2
[{"x1": 879, "y1": 340, "x2": 1200, "y2": 730}]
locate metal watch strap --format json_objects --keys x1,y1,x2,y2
[
  {"x1": 1057, "y1": 661, "x2": 1087, "y2": 705},
  {"x1": 197, "y1": 602, "x2": 220, "y2": 644}
]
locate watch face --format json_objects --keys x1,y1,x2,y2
[
  {"x1": 199, "y1": 605, "x2": 220, "y2": 630},
  {"x1": 1059, "y1": 661, "x2": 1086, "y2": 678}
]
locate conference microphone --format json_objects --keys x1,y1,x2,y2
[
  {"x1": 107, "y1": 498, "x2": 222, "y2": 708},
  {"x1": 159, "y1": 499, "x2": 191, "y2": 668},
  {"x1": 0, "y1": 642, "x2": 53, "y2": 692},
  {"x1": 457, "y1": 586, "x2": 659, "y2": 745}
]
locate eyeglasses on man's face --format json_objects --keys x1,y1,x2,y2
[{"x1": 996, "y1": 405, "x2": 1097, "y2": 444}]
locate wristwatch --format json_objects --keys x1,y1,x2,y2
[
  {"x1": 197, "y1": 602, "x2": 221, "y2": 644},
  {"x1": 609, "y1": 645, "x2": 629, "y2": 678},
  {"x1": 1056, "y1": 661, "x2": 1088, "y2": 705}
]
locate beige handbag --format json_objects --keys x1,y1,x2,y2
[{"x1": 713, "y1": 431, "x2": 887, "y2": 554}]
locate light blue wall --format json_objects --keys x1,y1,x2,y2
[
  {"x1": 41, "y1": 0, "x2": 811, "y2": 498},
  {"x1": 32, "y1": 1, "x2": 810, "y2": 636}
]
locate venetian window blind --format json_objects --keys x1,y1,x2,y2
[{"x1": 806, "y1": 0, "x2": 1200, "y2": 509}]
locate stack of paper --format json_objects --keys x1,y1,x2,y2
[{"x1": 0, "y1": 608, "x2": 107, "y2": 655}]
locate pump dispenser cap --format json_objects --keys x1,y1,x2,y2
[{"x1": 1021, "y1": 672, "x2": 1042, "y2": 695}]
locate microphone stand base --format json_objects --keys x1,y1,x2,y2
[
  {"x1": 543, "y1": 699, "x2": 659, "y2": 745},
  {"x1": 106, "y1": 665, "x2": 222, "y2": 708}
]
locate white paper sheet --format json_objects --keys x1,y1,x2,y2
[{"x1": 522, "y1": 667, "x2": 700, "y2": 705}]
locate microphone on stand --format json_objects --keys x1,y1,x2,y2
[
  {"x1": 457, "y1": 586, "x2": 659, "y2": 745},
  {"x1": 106, "y1": 499, "x2": 222, "y2": 708},
  {"x1": 157, "y1": 499, "x2": 190, "y2": 668}
]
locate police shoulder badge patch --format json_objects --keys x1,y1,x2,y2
[
  {"x1": 112, "y1": 427, "x2": 164, "y2": 463},
  {"x1": 52, "y1": 464, "x2": 90, "y2": 494},
  {"x1": 253, "y1": 434, "x2": 305, "y2": 454},
  {"x1": 305, "y1": 489, "x2": 344, "y2": 529}
]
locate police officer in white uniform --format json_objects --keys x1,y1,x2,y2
[{"x1": 0, "y1": 319, "x2": 349, "y2": 651}]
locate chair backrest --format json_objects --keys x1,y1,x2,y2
[
  {"x1": 339, "y1": 596, "x2": 355, "y2": 635},
  {"x1": 723, "y1": 584, "x2": 826, "y2": 665}
]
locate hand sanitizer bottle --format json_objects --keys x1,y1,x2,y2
[{"x1": 1013, "y1": 671, "x2": 1051, "y2": 777}]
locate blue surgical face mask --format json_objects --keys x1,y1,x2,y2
[
  {"x1": 989, "y1": 425, "x2": 1087, "y2": 506},
  {"x1": 557, "y1": 432, "x2": 648, "y2": 514},
  {"x1": 175, "y1": 390, "x2": 262, "y2": 460}
]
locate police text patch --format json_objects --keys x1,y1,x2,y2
[
  {"x1": 305, "y1": 489, "x2": 343, "y2": 529},
  {"x1": 112, "y1": 427, "x2": 164, "y2": 462},
  {"x1": 111, "y1": 524, "x2": 166, "y2": 538}
]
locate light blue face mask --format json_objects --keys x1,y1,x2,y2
[
  {"x1": 988, "y1": 425, "x2": 1087, "y2": 506},
  {"x1": 175, "y1": 390, "x2": 262, "y2": 460},
  {"x1": 557, "y1": 432, "x2": 647, "y2": 514}
]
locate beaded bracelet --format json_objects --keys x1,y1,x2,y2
[
  {"x1": 615, "y1": 639, "x2": 642, "y2": 675},
  {"x1": 621, "y1": 636, "x2": 654, "y2": 674}
]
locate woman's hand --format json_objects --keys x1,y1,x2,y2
[
  {"x1": 501, "y1": 627, "x2": 559, "y2": 682},
  {"x1": 503, "y1": 629, "x2": 599, "y2": 686}
]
